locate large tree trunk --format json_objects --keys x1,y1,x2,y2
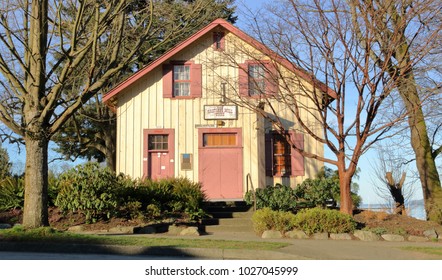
[
  {"x1": 398, "y1": 76, "x2": 442, "y2": 223},
  {"x1": 23, "y1": 137, "x2": 49, "y2": 228}
]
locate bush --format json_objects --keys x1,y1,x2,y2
[
  {"x1": 252, "y1": 208, "x2": 296, "y2": 234},
  {"x1": 118, "y1": 176, "x2": 207, "y2": 222},
  {"x1": 245, "y1": 184, "x2": 297, "y2": 211},
  {"x1": 292, "y1": 208, "x2": 356, "y2": 235},
  {"x1": 55, "y1": 162, "x2": 120, "y2": 223},
  {"x1": 0, "y1": 176, "x2": 24, "y2": 211}
]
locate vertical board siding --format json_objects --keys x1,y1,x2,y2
[{"x1": 115, "y1": 31, "x2": 324, "y2": 193}]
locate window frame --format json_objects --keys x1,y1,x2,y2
[
  {"x1": 162, "y1": 61, "x2": 202, "y2": 99},
  {"x1": 265, "y1": 130, "x2": 304, "y2": 177},
  {"x1": 239, "y1": 60, "x2": 278, "y2": 98}
]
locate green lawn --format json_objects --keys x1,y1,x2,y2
[
  {"x1": 0, "y1": 226, "x2": 287, "y2": 251},
  {"x1": 401, "y1": 246, "x2": 442, "y2": 256}
]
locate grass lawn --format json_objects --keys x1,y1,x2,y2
[
  {"x1": 0, "y1": 226, "x2": 287, "y2": 251},
  {"x1": 401, "y1": 246, "x2": 442, "y2": 256}
]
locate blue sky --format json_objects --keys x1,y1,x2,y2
[{"x1": 1, "y1": 0, "x2": 427, "y2": 207}]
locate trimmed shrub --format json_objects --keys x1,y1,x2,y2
[
  {"x1": 292, "y1": 208, "x2": 356, "y2": 235},
  {"x1": 252, "y1": 208, "x2": 296, "y2": 234},
  {"x1": 55, "y1": 162, "x2": 120, "y2": 223},
  {"x1": 245, "y1": 184, "x2": 297, "y2": 211}
]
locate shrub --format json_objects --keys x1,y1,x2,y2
[
  {"x1": 252, "y1": 208, "x2": 296, "y2": 234},
  {"x1": 295, "y1": 177, "x2": 339, "y2": 208},
  {"x1": 168, "y1": 177, "x2": 206, "y2": 220},
  {"x1": 0, "y1": 176, "x2": 24, "y2": 211},
  {"x1": 55, "y1": 162, "x2": 120, "y2": 223},
  {"x1": 292, "y1": 208, "x2": 356, "y2": 235},
  {"x1": 245, "y1": 184, "x2": 297, "y2": 211}
]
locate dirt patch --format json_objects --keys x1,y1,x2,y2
[
  {"x1": 354, "y1": 210, "x2": 442, "y2": 236},
  {"x1": 0, "y1": 207, "x2": 147, "y2": 231}
]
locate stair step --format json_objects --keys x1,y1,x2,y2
[
  {"x1": 202, "y1": 217, "x2": 253, "y2": 226},
  {"x1": 203, "y1": 224, "x2": 254, "y2": 233},
  {"x1": 209, "y1": 211, "x2": 254, "y2": 219}
]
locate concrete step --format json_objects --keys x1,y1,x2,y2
[
  {"x1": 202, "y1": 217, "x2": 253, "y2": 226},
  {"x1": 209, "y1": 211, "x2": 254, "y2": 219},
  {"x1": 203, "y1": 224, "x2": 254, "y2": 233}
]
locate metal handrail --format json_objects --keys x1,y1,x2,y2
[{"x1": 246, "y1": 173, "x2": 256, "y2": 211}]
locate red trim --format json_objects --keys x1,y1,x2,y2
[
  {"x1": 103, "y1": 18, "x2": 335, "y2": 104},
  {"x1": 238, "y1": 60, "x2": 279, "y2": 98},
  {"x1": 143, "y1": 129, "x2": 175, "y2": 179}
]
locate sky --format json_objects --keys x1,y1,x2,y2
[{"x1": 0, "y1": 0, "x2": 429, "y2": 209}]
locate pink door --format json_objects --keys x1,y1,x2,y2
[
  {"x1": 148, "y1": 152, "x2": 170, "y2": 180},
  {"x1": 143, "y1": 130, "x2": 175, "y2": 180},
  {"x1": 198, "y1": 129, "x2": 243, "y2": 200}
]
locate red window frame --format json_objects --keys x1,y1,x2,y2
[
  {"x1": 265, "y1": 131, "x2": 304, "y2": 177},
  {"x1": 162, "y1": 61, "x2": 202, "y2": 99}
]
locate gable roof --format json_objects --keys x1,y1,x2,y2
[{"x1": 103, "y1": 18, "x2": 335, "y2": 103}]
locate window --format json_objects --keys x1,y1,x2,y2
[
  {"x1": 248, "y1": 64, "x2": 266, "y2": 96},
  {"x1": 265, "y1": 131, "x2": 304, "y2": 177},
  {"x1": 272, "y1": 134, "x2": 292, "y2": 176},
  {"x1": 173, "y1": 65, "x2": 190, "y2": 96},
  {"x1": 239, "y1": 60, "x2": 278, "y2": 97},
  {"x1": 213, "y1": 32, "x2": 225, "y2": 51},
  {"x1": 162, "y1": 61, "x2": 202, "y2": 98},
  {"x1": 203, "y1": 133, "x2": 236, "y2": 147},
  {"x1": 148, "y1": 134, "x2": 168, "y2": 150}
]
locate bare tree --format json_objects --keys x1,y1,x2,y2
[
  {"x1": 348, "y1": 0, "x2": 442, "y2": 223},
  {"x1": 371, "y1": 147, "x2": 416, "y2": 215},
  {"x1": 0, "y1": 0, "x2": 230, "y2": 228},
  {"x1": 214, "y1": 0, "x2": 435, "y2": 215}
]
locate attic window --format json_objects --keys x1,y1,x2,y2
[{"x1": 213, "y1": 32, "x2": 225, "y2": 51}]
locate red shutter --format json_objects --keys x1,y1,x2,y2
[
  {"x1": 162, "y1": 64, "x2": 173, "y2": 98},
  {"x1": 290, "y1": 132, "x2": 305, "y2": 176},
  {"x1": 266, "y1": 62, "x2": 278, "y2": 96},
  {"x1": 265, "y1": 133, "x2": 274, "y2": 176},
  {"x1": 190, "y1": 63, "x2": 202, "y2": 98},
  {"x1": 238, "y1": 63, "x2": 248, "y2": 97}
]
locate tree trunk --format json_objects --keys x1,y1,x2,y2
[
  {"x1": 398, "y1": 76, "x2": 442, "y2": 223},
  {"x1": 104, "y1": 131, "x2": 116, "y2": 172},
  {"x1": 23, "y1": 137, "x2": 49, "y2": 228},
  {"x1": 337, "y1": 157, "x2": 353, "y2": 215}
]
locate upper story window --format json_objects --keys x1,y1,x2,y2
[
  {"x1": 173, "y1": 65, "x2": 190, "y2": 96},
  {"x1": 239, "y1": 60, "x2": 278, "y2": 98},
  {"x1": 248, "y1": 64, "x2": 266, "y2": 96},
  {"x1": 162, "y1": 61, "x2": 202, "y2": 99},
  {"x1": 213, "y1": 32, "x2": 225, "y2": 51}
]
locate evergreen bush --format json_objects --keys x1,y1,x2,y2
[{"x1": 292, "y1": 208, "x2": 356, "y2": 235}]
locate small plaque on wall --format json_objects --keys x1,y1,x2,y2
[{"x1": 204, "y1": 105, "x2": 238, "y2": 120}]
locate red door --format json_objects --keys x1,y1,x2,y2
[
  {"x1": 143, "y1": 130, "x2": 175, "y2": 179},
  {"x1": 198, "y1": 129, "x2": 243, "y2": 200},
  {"x1": 148, "y1": 152, "x2": 170, "y2": 180}
]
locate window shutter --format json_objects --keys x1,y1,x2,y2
[
  {"x1": 238, "y1": 63, "x2": 249, "y2": 97},
  {"x1": 290, "y1": 132, "x2": 305, "y2": 176},
  {"x1": 190, "y1": 63, "x2": 202, "y2": 98},
  {"x1": 266, "y1": 62, "x2": 278, "y2": 96},
  {"x1": 265, "y1": 133, "x2": 274, "y2": 176},
  {"x1": 162, "y1": 64, "x2": 173, "y2": 98}
]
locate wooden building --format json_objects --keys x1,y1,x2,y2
[{"x1": 103, "y1": 19, "x2": 325, "y2": 200}]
